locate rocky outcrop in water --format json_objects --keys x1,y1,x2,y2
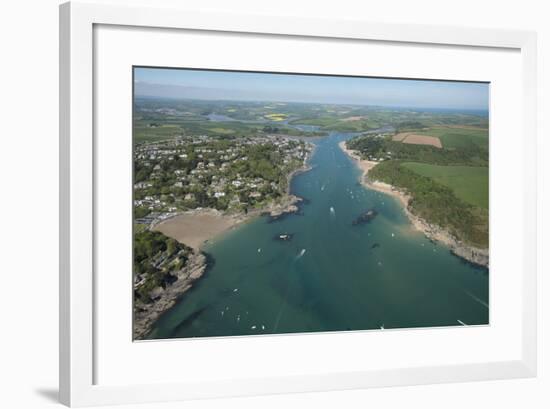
[
  {"x1": 265, "y1": 195, "x2": 303, "y2": 219},
  {"x1": 352, "y1": 209, "x2": 378, "y2": 226}
]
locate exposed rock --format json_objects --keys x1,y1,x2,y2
[
  {"x1": 412, "y1": 216, "x2": 489, "y2": 268},
  {"x1": 133, "y1": 251, "x2": 207, "y2": 340},
  {"x1": 450, "y1": 245, "x2": 489, "y2": 267},
  {"x1": 267, "y1": 195, "x2": 303, "y2": 218},
  {"x1": 352, "y1": 208, "x2": 378, "y2": 226}
]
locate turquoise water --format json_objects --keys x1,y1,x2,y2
[{"x1": 148, "y1": 132, "x2": 489, "y2": 339}]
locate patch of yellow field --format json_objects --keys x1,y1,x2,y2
[
  {"x1": 264, "y1": 113, "x2": 288, "y2": 121},
  {"x1": 209, "y1": 127, "x2": 235, "y2": 134}
]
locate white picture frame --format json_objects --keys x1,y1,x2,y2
[{"x1": 59, "y1": 1, "x2": 537, "y2": 406}]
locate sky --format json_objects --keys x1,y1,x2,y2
[{"x1": 134, "y1": 67, "x2": 489, "y2": 110}]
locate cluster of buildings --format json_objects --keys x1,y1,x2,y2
[{"x1": 133, "y1": 135, "x2": 311, "y2": 217}]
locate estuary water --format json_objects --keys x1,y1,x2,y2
[{"x1": 149, "y1": 132, "x2": 489, "y2": 339}]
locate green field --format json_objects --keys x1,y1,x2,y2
[
  {"x1": 290, "y1": 116, "x2": 380, "y2": 132},
  {"x1": 414, "y1": 126, "x2": 488, "y2": 150},
  {"x1": 133, "y1": 120, "x2": 322, "y2": 143},
  {"x1": 402, "y1": 162, "x2": 489, "y2": 209},
  {"x1": 133, "y1": 120, "x2": 261, "y2": 142}
]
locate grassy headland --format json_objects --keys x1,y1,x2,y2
[{"x1": 346, "y1": 124, "x2": 489, "y2": 251}]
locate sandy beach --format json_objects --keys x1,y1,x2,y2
[
  {"x1": 153, "y1": 209, "x2": 248, "y2": 250},
  {"x1": 135, "y1": 159, "x2": 312, "y2": 338},
  {"x1": 136, "y1": 209, "x2": 254, "y2": 338},
  {"x1": 338, "y1": 140, "x2": 489, "y2": 267},
  {"x1": 338, "y1": 141, "x2": 412, "y2": 218},
  {"x1": 338, "y1": 141, "x2": 378, "y2": 173},
  {"x1": 154, "y1": 192, "x2": 305, "y2": 250},
  {"x1": 153, "y1": 176, "x2": 310, "y2": 253},
  {"x1": 153, "y1": 143, "x2": 314, "y2": 251}
]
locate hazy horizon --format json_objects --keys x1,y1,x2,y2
[
  {"x1": 134, "y1": 94, "x2": 489, "y2": 114},
  {"x1": 135, "y1": 67, "x2": 489, "y2": 111}
]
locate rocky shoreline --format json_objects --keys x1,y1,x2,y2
[
  {"x1": 136, "y1": 193, "x2": 305, "y2": 339},
  {"x1": 134, "y1": 251, "x2": 207, "y2": 340},
  {"x1": 338, "y1": 141, "x2": 489, "y2": 268},
  {"x1": 395, "y1": 188, "x2": 489, "y2": 268},
  {"x1": 134, "y1": 149, "x2": 315, "y2": 339}
]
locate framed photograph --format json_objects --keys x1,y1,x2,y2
[{"x1": 59, "y1": 1, "x2": 537, "y2": 406}]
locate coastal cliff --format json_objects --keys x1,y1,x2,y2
[
  {"x1": 338, "y1": 141, "x2": 489, "y2": 268},
  {"x1": 402, "y1": 201, "x2": 489, "y2": 268},
  {"x1": 134, "y1": 251, "x2": 207, "y2": 339}
]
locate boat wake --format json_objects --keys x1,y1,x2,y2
[{"x1": 464, "y1": 290, "x2": 489, "y2": 308}]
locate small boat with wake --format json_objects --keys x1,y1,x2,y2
[{"x1": 274, "y1": 233, "x2": 294, "y2": 242}]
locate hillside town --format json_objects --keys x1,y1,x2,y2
[{"x1": 134, "y1": 134, "x2": 313, "y2": 224}]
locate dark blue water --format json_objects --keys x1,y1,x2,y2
[{"x1": 148, "y1": 132, "x2": 489, "y2": 339}]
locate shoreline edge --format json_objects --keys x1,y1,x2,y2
[
  {"x1": 338, "y1": 140, "x2": 489, "y2": 268},
  {"x1": 134, "y1": 143, "x2": 315, "y2": 339}
]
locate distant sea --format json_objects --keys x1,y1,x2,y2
[{"x1": 371, "y1": 106, "x2": 489, "y2": 118}]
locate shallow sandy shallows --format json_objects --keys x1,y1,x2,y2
[
  {"x1": 154, "y1": 211, "x2": 242, "y2": 250},
  {"x1": 338, "y1": 141, "x2": 409, "y2": 206},
  {"x1": 338, "y1": 141, "x2": 378, "y2": 173}
]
